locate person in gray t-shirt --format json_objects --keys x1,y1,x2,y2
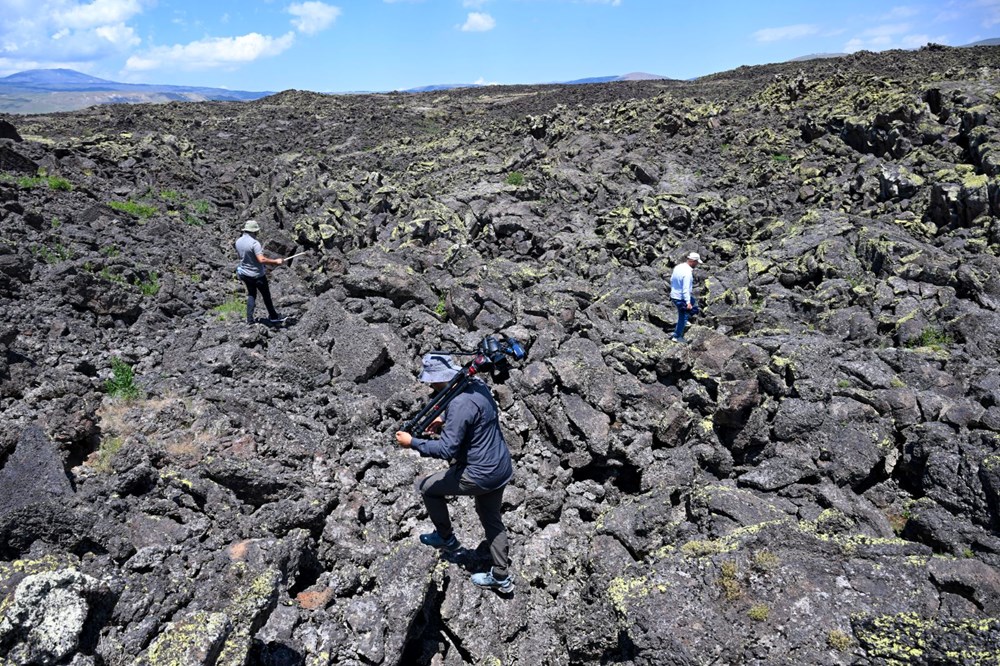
[
  {"x1": 235, "y1": 220, "x2": 286, "y2": 325},
  {"x1": 395, "y1": 353, "x2": 515, "y2": 593}
]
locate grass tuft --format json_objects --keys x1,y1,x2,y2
[
  {"x1": 109, "y1": 200, "x2": 158, "y2": 219},
  {"x1": 105, "y1": 357, "x2": 141, "y2": 400},
  {"x1": 212, "y1": 297, "x2": 246, "y2": 320}
]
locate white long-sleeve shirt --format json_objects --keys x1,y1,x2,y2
[{"x1": 670, "y1": 262, "x2": 693, "y2": 304}]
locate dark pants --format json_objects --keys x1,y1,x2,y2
[
  {"x1": 417, "y1": 467, "x2": 510, "y2": 577},
  {"x1": 672, "y1": 296, "x2": 698, "y2": 339},
  {"x1": 240, "y1": 274, "x2": 278, "y2": 323}
]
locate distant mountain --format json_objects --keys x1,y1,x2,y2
[
  {"x1": 788, "y1": 53, "x2": 846, "y2": 62},
  {"x1": 0, "y1": 68, "x2": 272, "y2": 114},
  {"x1": 402, "y1": 83, "x2": 481, "y2": 93},
  {"x1": 404, "y1": 71, "x2": 668, "y2": 93},
  {"x1": 965, "y1": 38, "x2": 1000, "y2": 47}
]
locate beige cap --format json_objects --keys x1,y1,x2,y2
[{"x1": 243, "y1": 220, "x2": 261, "y2": 232}]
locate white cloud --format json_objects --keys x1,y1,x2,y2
[
  {"x1": 752, "y1": 24, "x2": 819, "y2": 43},
  {"x1": 461, "y1": 12, "x2": 495, "y2": 32},
  {"x1": 473, "y1": 76, "x2": 499, "y2": 85},
  {"x1": 125, "y1": 32, "x2": 296, "y2": 71},
  {"x1": 842, "y1": 22, "x2": 946, "y2": 52},
  {"x1": 0, "y1": 0, "x2": 148, "y2": 65},
  {"x1": 287, "y1": 2, "x2": 341, "y2": 35},
  {"x1": 94, "y1": 23, "x2": 140, "y2": 48},
  {"x1": 56, "y1": 0, "x2": 144, "y2": 30},
  {"x1": 879, "y1": 6, "x2": 919, "y2": 20},
  {"x1": 899, "y1": 33, "x2": 951, "y2": 48}
]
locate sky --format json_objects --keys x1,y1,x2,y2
[{"x1": 0, "y1": 0, "x2": 996, "y2": 92}]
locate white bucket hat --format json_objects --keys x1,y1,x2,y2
[
  {"x1": 243, "y1": 220, "x2": 261, "y2": 233},
  {"x1": 419, "y1": 354, "x2": 461, "y2": 383},
  {"x1": 687, "y1": 252, "x2": 703, "y2": 264}
]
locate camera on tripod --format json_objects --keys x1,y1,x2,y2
[{"x1": 400, "y1": 335, "x2": 526, "y2": 437}]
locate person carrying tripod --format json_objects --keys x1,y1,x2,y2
[{"x1": 395, "y1": 353, "x2": 515, "y2": 594}]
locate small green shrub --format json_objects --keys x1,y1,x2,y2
[
  {"x1": 109, "y1": 200, "x2": 158, "y2": 219},
  {"x1": 101, "y1": 245, "x2": 121, "y2": 258},
  {"x1": 183, "y1": 213, "x2": 204, "y2": 226},
  {"x1": 99, "y1": 267, "x2": 128, "y2": 286},
  {"x1": 212, "y1": 297, "x2": 246, "y2": 320},
  {"x1": 159, "y1": 189, "x2": 180, "y2": 201},
  {"x1": 434, "y1": 295, "x2": 447, "y2": 318},
  {"x1": 94, "y1": 436, "x2": 124, "y2": 473},
  {"x1": 33, "y1": 243, "x2": 73, "y2": 264},
  {"x1": 505, "y1": 171, "x2": 524, "y2": 186},
  {"x1": 836, "y1": 379, "x2": 852, "y2": 389},
  {"x1": 747, "y1": 604, "x2": 770, "y2": 621},
  {"x1": 136, "y1": 272, "x2": 160, "y2": 296},
  {"x1": 51, "y1": 217, "x2": 62, "y2": 229},
  {"x1": 191, "y1": 199, "x2": 212, "y2": 215},
  {"x1": 772, "y1": 153, "x2": 790, "y2": 162},
  {"x1": 906, "y1": 326, "x2": 953, "y2": 350},
  {"x1": 105, "y1": 357, "x2": 140, "y2": 400},
  {"x1": 48, "y1": 176, "x2": 73, "y2": 191},
  {"x1": 13, "y1": 174, "x2": 73, "y2": 190}
]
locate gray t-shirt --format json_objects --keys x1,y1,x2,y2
[
  {"x1": 235, "y1": 233, "x2": 265, "y2": 278},
  {"x1": 411, "y1": 379, "x2": 513, "y2": 491}
]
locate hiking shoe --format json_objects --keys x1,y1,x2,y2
[
  {"x1": 670, "y1": 336, "x2": 687, "y2": 344},
  {"x1": 471, "y1": 568, "x2": 514, "y2": 594},
  {"x1": 268, "y1": 315, "x2": 288, "y2": 324},
  {"x1": 419, "y1": 531, "x2": 461, "y2": 554}
]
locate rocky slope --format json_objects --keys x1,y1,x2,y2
[{"x1": 1, "y1": 44, "x2": 1000, "y2": 665}]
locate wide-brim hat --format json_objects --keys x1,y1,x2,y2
[
  {"x1": 243, "y1": 220, "x2": 261, "y2": 232},
  {"x1": 419, "y1": 353, "x2": 460, "y2": 383}
]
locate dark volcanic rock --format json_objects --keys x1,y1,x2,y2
[{"x1": 2, "y1": 44, "x2": 1000, "y2": 665}]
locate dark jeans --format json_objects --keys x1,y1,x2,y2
[
  {"x1": 240, "y1": 274, "x2": 278, "y2": 323},
  {"x1": 416, "y1": 467, "x2": 510, "y2": 577},
  {"x1": 672, "y1": 296, "x2": 698, "y2": 339}
]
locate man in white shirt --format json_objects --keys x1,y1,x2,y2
[{"x1": 669, "y1": 252, "x2": 703, "y2": 343}]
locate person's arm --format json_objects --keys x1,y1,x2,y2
[
  {"x1": 682, "y1": 269, "x2": 693, "y2": 306},
  {"x1": 408, "y1": 401, "x2": 473, "y2": 460},
  {"x1": 256, "y1": 253, "x2": 283, "y2": 267},
  {"x1": 252, "y1": 239, "x2": 283, "y2": 266}
]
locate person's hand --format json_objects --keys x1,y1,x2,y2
[
  {"x1": 278, "y1": 258, "x2": 284, "y2": 265},
  {"x1": 395, "y1": 431, "x2": 412, "y2": 447},
  {"x1": 423, "y1": 416, "x2": 444, "y2": 435},
  {"x1": 686, "y1": 303, "x2": 693, "y2": 310}
]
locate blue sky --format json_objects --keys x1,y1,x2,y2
[{"x1": 0, "y1": 1, "x2": 996, "y2": 91}]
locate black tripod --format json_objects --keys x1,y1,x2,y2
[{"x1": 401, "y1": 336, "x2": 525, "y2": 436}]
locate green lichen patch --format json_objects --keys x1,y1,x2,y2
[
  {"x1": 143, "y1": 611, "x2": 231, "y2": 666},
  {"x1": 853, "y1": 613, "x2": 1000, "y2": 665}
]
